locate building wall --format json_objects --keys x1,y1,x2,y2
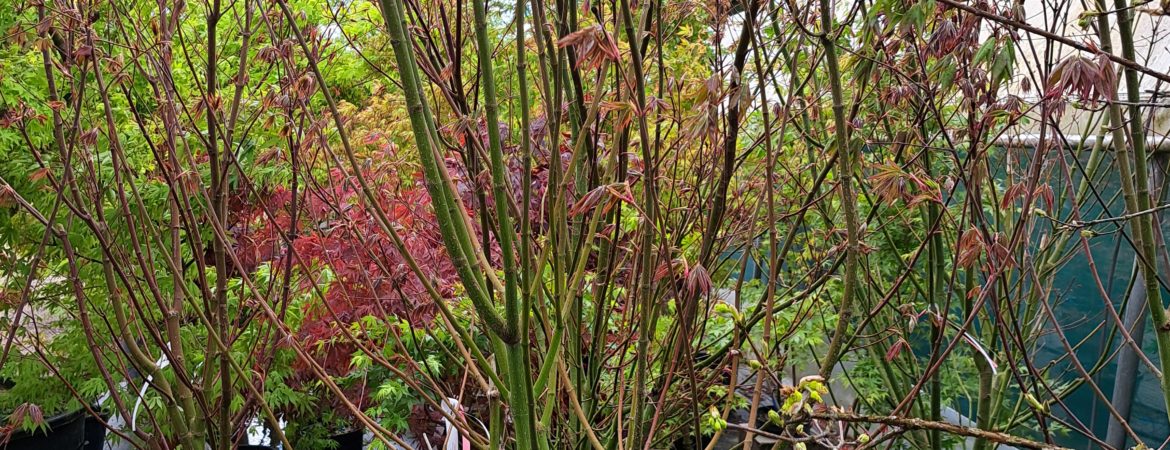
[{"x1": 1007, "y1": 0, "x2": 1169, "y2": 136}]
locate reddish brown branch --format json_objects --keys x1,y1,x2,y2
[{"x1": 811, "y1": 412, "x2": 1068, "y2": 450}]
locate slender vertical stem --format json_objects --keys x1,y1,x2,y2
[
  {"x1": 618, "y1": 0, "x2": 660, "y2": 444},
  {"x1": 513, "y1": 0, "x2": 542, "y2": 445},
  {"x1": 468, "y1": 0, "x2": 539, "y2": 447},
  {"x1": 374, "y1": 0, "x2": 511, "y2": 341},
  {"x1": 471, "y1": 0, "x2": 522, "y2": 340},
  {"x1": 1099, "y1": 0, "x2": 1170, "y2": 425},
  {"x1": 817, "y1": 0, "x2": 861, "y2": 379},
  {"x1": 742, "y1": 4, "x2": 783, "y2": 448}
]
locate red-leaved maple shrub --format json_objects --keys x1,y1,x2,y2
[{"x1": 229, "y1": 121, "x2": 566, "y2": 378}]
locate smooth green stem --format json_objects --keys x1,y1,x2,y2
[
  {"x1": 467, "y1": 0, "x2": 539, "y2": 447},
  {"x1": 1099, "y1": 0, "x2": 1170, "y2": 422},
  {"x1": 817, "y1": 0, "x2": 861, "y2": 380},
  {"x1": 471, "y1": 0, "x2": 522, "y2": 338},
  {"x1": 618, "y1": 0, "x2": 659, "y2": 443},
  {"x1": 376, "y1": 0, "x2": 512, "y2": 341}
]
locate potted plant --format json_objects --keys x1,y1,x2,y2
[
  {"x1": 0, "y1": 408, "x2": 87, "y2": 450},
  {"x1": 0, "y1": 307, "x2": 107, "y2": 450}
]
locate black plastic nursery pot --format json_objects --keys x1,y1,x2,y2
[
  {"x1": 0, "y1": 408, "x2": 87, "y2": 449},
  {"x1": 83, "y1": 411, "x2": 109, "y2": 450},
  {"x1": 330, "y1": 429, "x2": 364, "y2": 450}
]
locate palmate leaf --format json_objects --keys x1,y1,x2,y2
[
  {"x1": 973, "y1": 38, "x2": 998, "y2": 66},
  {"x1": 991, "y1": 40, "x2": 1015, "y2": 84}
]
